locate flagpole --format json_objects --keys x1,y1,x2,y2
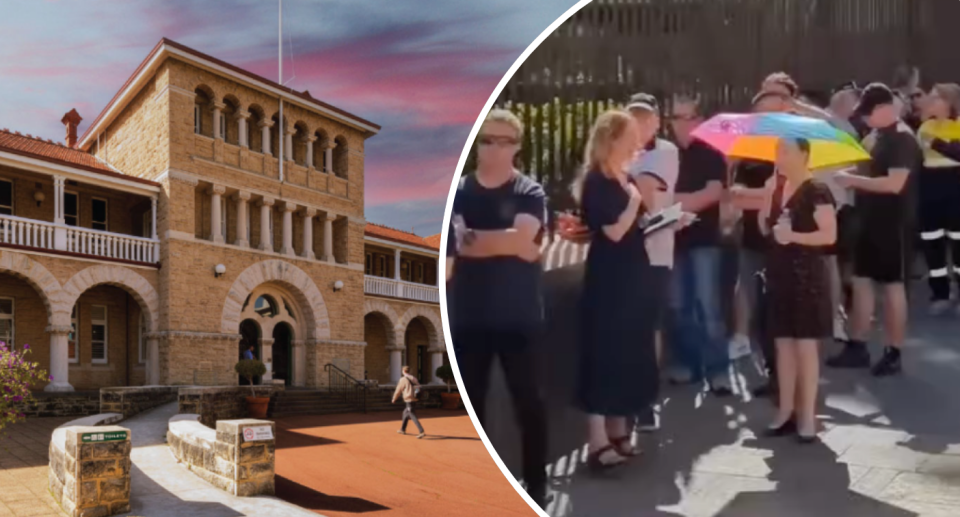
[{"x1": 278, "y1": 0, "x2": 284, "y2": 183}]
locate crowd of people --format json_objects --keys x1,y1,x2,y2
[{"x1": 445, "y1": 69, "x2": 960, "y2": 504}]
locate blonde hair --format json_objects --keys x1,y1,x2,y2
[
  {"x1": 484, "y1": 109, "x2": 523, "y2": 141},
  {"x1": 402, "y1": 365, "x2": 411, "y2": 374},
  {"x1": 932, "y1": 83, "x2": 960, "y2": 118},
  {"x1": 573, "y1": 110, "x2": 634, "y2": 203}
]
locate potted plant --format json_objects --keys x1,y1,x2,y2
[
  {"x1": 435, "y1": 364, "x2": 461, "y2": 410},
  {"x1": 235, "y1": 359, "x2": 269, "y2": 418}
]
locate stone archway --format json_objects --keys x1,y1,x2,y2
[
  {"x1": 220, "y1": 260, "x2": 330, "y2": 340},
  {"x1": 397, "y1": 306, "x2": 445, "y2": 385},
  {"x1": 0, "y1": 250, "x2": 63, "y2": 326},
  {"x1": 363, "y1": 299, "x2": 402, "y2": 384},
  {"x1": 59, "y1": 265, "x2": 160, "y2": 333},
  {"x1": 397, "y1": 305, "x2": 442, "y2": 350}
]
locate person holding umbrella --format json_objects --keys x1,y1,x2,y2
[
  {"x1": 759, "y1": 137, "x2": 838, "y2": 442},
  {"x1": 692, "y1": 111, "x2": 867, "y2": 440}
]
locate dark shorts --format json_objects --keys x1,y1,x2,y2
[
  {"x1": 648, "y1": 266, "x2": 672, "y2": 331},
  {"x1": 853, "y1": 225, "x2": 912, "y2": 284}
]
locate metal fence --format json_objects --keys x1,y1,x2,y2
[{"x1": 464, "y1": 0, "x2": 960, "y2": 211}]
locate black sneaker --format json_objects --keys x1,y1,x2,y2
[
  {"x1": 636, "y1": 405, "x2": 659, "y2": 433},
  {"x1": 871, "y1": 348, "x2": 902, "y2": 377},
  {"x1": 825, "y1": 342, "x2": 871, "y2": 369}
]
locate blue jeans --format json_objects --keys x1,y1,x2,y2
[{"x1": 668, "y1": 247, "x2": 729, "y2": 380}]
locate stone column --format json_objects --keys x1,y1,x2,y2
[
  {"x1": 44, "y1": 326, "x2": 74, "y2": 392},
  {"x1": 257, "y1": 197, "x2": 275, "y2": 251},
  {"x1": 259, "y1": 119, "x2": 273, "y2": 156},
  {"x1": 146, "y1": 334, "x2": 160, "y2": 385},
  {"x1": 292, "y1": 340, "x2": 306, "y2": 387},
  {"x1": 324, "y1": 142, "x2": 335, "y2": 173},
  {"x1": 323, "y1": 214, "x2": 335, "y2": 263},
  {"x1": 301, "y1": 208, "x2": 316, "y2": 260},
  {"x1": 280, "y1": 201, "x2": 296, "y2": 256},
  {"x1": 388, "y1": 347, "x2": 403, "y2": 384},
  {"x1": 53, "y1": 175, "x2": 67, "y2": 250},
  {"x1": 284, "y1": 128, "x2": 295, "y2": 162},
  {"x1": 208, "y1": 185, "x2": 225, "y2": 243},
  {"x1": 394, "y1": 249, "x2": 402, "y2": 279},
  {"x1": 259, "y1": 338, "x2": 275, "y2": 382},
  {"x1": 235, "y1": 110, "x2": 250, "y2": 148},
  {"x1": 304, "y1": 136, "x2": 317, "y2": 169},
  {"x1": 212, "y1": 101, "x2": 225, "y2": 140},
  {"x1": 429, "y1": 349, "x2": 446, "y2": 385},
  {"x1": 234, "y1": 191, "x2": 250, "y2": 248},
  {"x1": 52, "y1": 425, "x2": 132, "y2": 516}
]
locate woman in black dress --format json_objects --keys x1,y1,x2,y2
[
  {"x1": 760, "y1": 138, "x2": 837, "y2": 442},
  {"x1": 575, "y1": 110, "x2": 659, "y2": 470}
]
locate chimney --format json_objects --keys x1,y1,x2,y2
[{"x1": 61, "y1": 109, "x2": 82, "y2": 148}]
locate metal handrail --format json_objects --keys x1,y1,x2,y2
[{"x1": 323, "y1": 363, "x2": 368, "y2": 413}]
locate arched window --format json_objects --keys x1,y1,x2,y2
[
  {"x1": 222, "y1": 96, "x2": 240, "y2": 146},
  {"x1": 193, "y1": 86, "x2": 214, "y2": 138},
  {"x1": 333, "y1": 136, "x2": 348, "y2": 179},
  {"x1": 314, "y1": 130, "x2": 329, "y2": 172},
  {"x1": 253, "y1": 295, "x2": 278, "y2": 318},
  {"x1": 292, "y1": 122, "x2": 308, "y2": 166},
  {"x1": 247, "y1": 106, "x2": 264, "y2": 154}
]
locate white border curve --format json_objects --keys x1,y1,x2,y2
[{"x1": 438, "y1": 2, "x2": 594, "y2": 516}]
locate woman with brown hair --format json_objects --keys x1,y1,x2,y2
[
  {"x1": 575, "y1": 110, "x2": 659, "y2": 470},
  {"x1": 760, "y1": 138, "x2": 837, "y2": 443}
]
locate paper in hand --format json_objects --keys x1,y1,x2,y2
[{"x1": 642, "y1": 203, "x2": 684, "y2": 235}]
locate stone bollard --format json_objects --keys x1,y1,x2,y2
[
  {"x1": 216, "y1": 419, "x2": 276, "y2": 496},
  {"x1": 49, "y1": 425, "x2": 132, "y2": 517}
]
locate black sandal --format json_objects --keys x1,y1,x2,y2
[
  {"x1": 610, "y1": 435, "x2": 641, "y2": 457},
  {"x1": 587, "y1": 444, "x2": 625, "y2": 472}
]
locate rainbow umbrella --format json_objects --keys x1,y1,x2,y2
[{"x1": 691, "y1": 112, "x2": 870, "y2": 170}]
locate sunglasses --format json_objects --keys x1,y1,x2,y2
[{"x1": 478, "y1": 135, "x2": 520, "y2": 147}]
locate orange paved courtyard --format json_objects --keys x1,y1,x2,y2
[{"x1": 274, "y1": 409, "x2": 535, "y2": 517}]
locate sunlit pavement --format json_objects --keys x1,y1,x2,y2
[{"x1": 484, "y1": 280, "x2": 960, "y2": 517}]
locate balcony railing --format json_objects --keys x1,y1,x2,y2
[
  {"x1": 0, "y1": 214, "x2": 159, "y2": 265},
  {"x1": 364, "y1": 275, "x2": 439, "y2": 303}
]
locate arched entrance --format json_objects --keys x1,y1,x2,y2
[
  {"x1": 237, "y1": 286, "x2": 305, "y2": 386},
  {"x1": 362, "y1": 300, "x2": 401, "y2": 384},
  {"x1": 272, "y1": 322, "x2": 294, "y2": 386},
  {"x1": 405, "y1": 318, "x2": 429, "y2": 384},
  {"x1": 238, "y1": 319, "x2": 261, "y2": 384}
]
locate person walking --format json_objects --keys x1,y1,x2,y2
[
  {"x1": 830, "y1": 83, "x2": 923, "y2": 376},
  {"x1": 448, "y1": 109, "x2": 548, "y2": 506},
  {"x1": 393, "y1": 365, "x2": 426, "y2": 438},
  {"x1": 760, "y1": 138, "x2": 837, "y2": 442},
  {"x1": 574, "y1": 110, "x2": 659, "y2": 471},
  {"x1": 243, "y1": 345, "x2": 255, "y2": 360}
]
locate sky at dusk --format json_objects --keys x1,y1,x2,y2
[{"x1": 0, "y1": 0, "x2": 579, "y2": 236}]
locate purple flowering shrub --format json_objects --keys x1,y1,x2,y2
[{"x1": 0, "y1": 341, "x2": 50, "y2": 431}]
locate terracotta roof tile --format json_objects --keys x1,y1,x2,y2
[
  {"x1": 0, "y1": 128, "x2": 160, "y2": 187},
  {"x1": 0, "y1": 128, "x2": 113, "y2": 172},
  {"x1": 364, "y1": 223, "x2": 438, "y2": 251},
  {"x1": 423, "y1": 234, "x2": 442, "y2": 249}
]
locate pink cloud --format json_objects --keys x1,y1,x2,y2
[{"x1": 364, "y1": 155, "x2": 459, "y2": 206}]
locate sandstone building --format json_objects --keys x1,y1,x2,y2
[{"x1": 0, "y1": 38, "x2": 443, "y2": 392}]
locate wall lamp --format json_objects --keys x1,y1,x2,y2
[
  {"x1": 34, "y1": 183, "x2": 45, "y2": 207},
  {"x1": 214, "y1": 264, "x2": 226, "y2": 278},
  {"x1": 333, "y1": 280, "x2": 344, "y2": 292}
]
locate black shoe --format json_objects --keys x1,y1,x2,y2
[
  {"x1": 635, "y1": 406, "x2": 659, "y2": 433},
  {"x1": 797, "y1": 433, "x2": 819, "y2": 444},
  {"x1": 825, "y1": 342, "x2": 870, "y2": 369},
  {"x1": 871, "y1": 348, "x2": 902, "y2": 377},
  {"x1": 763, "y1": 418, "x2": 797, "y2": 437}
]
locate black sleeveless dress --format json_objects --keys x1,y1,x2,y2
[{"x1": 765, "y1": 180, "x2": 836, "y2": 340}]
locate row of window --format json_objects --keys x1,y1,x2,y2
[
  {"x1": 0, "y1": 297, "x2": 147, "y2": 365},
  {"x1": 364, "y1": 252, "x2": 433, "y2": 284},
  {"x1": 0, "y1": 179, "x2": 110, "y2": 231}
]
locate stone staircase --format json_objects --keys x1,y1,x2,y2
[{"x1": 268, "y1": 386, "x2": 448, "y2": 418}]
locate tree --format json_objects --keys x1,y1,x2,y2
[
  {"x1": 1, "y1": 342, "x2": 50, "y2": 432},
  {"x1": 234, "y1": 359, "x2": 266, "y2": 396}
]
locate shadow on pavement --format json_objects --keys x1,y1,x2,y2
[{"x1": 275, "y1": 475, "x2": 390, "y2": 514}]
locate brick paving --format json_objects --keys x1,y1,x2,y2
[{"x1": 0, "y1": 416, "x2": 73, "y2": 517}]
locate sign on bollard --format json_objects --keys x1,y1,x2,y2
[{"x1": 81, "y1": 431, "x2": 128, "y2": 443}]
